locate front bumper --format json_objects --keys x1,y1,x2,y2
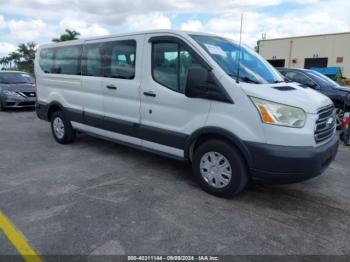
[
  {"x1": 246, "y1": 135, "x2": 339, "y2": 184},
  {"x1": 2, "y1": 97, "x2": 36, "y2": 108}
]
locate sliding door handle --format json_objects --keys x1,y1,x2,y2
[
  {"x1": 143, "y1": 91, "x2": 156, "y2": 97},
  {"x1": 106, "y1": 84, "x2": 117, "y2": 90}
]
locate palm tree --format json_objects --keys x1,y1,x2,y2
[
  {"x1": 8, "y1": 52, "x2": 21, "y2": 69},
  {"x1": 52, "y1": 29, "x2": 81, "y2": 42}
]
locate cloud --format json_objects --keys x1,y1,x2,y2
[
  {"x1": 0, "y1": 0, "x2": 350, "y2": 58},
  {"x1": 179, "y1": 1, "x2": 350, "y2": 47},
  {"x1": 124, "y1": 12, "x2": 171, "y2": 31},
  {"x1": 0, "y1": 42, "x2": 17, "y2": 57},
  {"x1": 59, "y1": 17, "x2": 109, "y2": 37},
  {"x1": 0, "y1": 15, "x2": 6, "y2": 29},
  {"x1": 181, "y1": 20, "x2": 203, "y2": 31},
  {"x1": 7, "y1": 19, "x2": 55, "y2": 41},
  {"x1": 0, "y1": 0, "x2": 283, "y2": 26}
]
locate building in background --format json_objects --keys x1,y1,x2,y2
[{"x1": 258, "y1": 32, "x2": 350, "y2": 78}]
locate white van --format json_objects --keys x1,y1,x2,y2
[{"x1": 35, "y1": 30, "x2": 338, "y2": 197}]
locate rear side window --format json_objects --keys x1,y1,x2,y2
[
  {"x1": 103, "y1": 40, "x2": 136, "y2": 79},
  {"x1": 152, "y1": 42, "x2": 203, "y2": 93},
  {"x1": 39, "y1": 48, "x2": 55, "y2": 73},
  {"x1": 82, "y1": 44, "x2": 102, "y2": 77},
  {"x1": 54, "y1": 45, "x2": 82, "y2": 75}
]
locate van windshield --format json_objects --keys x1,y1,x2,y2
[{"x1": 191, "y1": 35, "x2": 284, "y2": 84}]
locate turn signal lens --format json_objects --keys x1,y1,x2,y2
[{"x1": 257, "y1": 105, "x2": 275, "y2": 124}]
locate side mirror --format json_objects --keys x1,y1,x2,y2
[{"x1": 185, "y1": 66, "x2": 209, "y2": 98}]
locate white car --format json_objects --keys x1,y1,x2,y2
[{"x1": 34, "y1": 30, "x2": 338, "y2": 197}]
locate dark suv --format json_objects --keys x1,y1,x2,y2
[{"x1": 278, "y1": 68, "x2": 350, "y2": 128}]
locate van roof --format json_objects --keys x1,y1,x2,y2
[{"x1": 37, "y1": 29, "x2": 222, "y2": 48}]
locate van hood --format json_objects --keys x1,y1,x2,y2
[
  {"x1": 240, "y1": 82, "x2": 332, "y2": 114},
  {"x1": 0, "y1": 83, "x2": 35, "y2": 92}
]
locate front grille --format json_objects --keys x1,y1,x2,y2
[
  {"x1": 315, "y1": 105, "x2": 336, "y2": 143},
  {"x1": 18, "y1": 101, "x2": 35, "y2": 106},
  {"x1": 18, "y1": 92, "x2": 36, "y2": 98}
]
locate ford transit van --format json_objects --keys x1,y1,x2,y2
[{"x1": 35, "y1": 30, "x2": 339, "y2": 197}]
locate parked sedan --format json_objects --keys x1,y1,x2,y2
[
  {"x1": 278, "y1": 68, "x2": 350, "y2": 128},
  {"x1": 0, "y1": 71, "x2": 36, "y2": 111}
]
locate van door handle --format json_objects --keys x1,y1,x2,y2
[
  {"x1": 106, "y1": 84, "x2": 117, "y2": 90},
  {"x1": 143, "y1": 91, "x2": 156, "y2": 97}
]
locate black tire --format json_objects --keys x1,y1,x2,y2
[
  {"x1": 0, "y1": 101, "x2": 4, "y2": 111},
  {"x1": 192, "y1": 140, "x2": 248, "y2": 198},
  {"x1": 50, "y1": 111, "x2": 76, "y2": 144},
  {"x1": 345, "y1": 134, "x2": 350, "y2": 146}
]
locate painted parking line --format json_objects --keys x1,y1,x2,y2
[{"x1": 0, "y1": 211, "x2": 43, "y2": 262}]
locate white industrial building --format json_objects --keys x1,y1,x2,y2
[{"x1": 258, "y1": 32, "x2": 350, "y2": 78}]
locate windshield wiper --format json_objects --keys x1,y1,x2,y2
[
  {"x1": 227, "y1": 74, "x2": 262, "y2": 84},
  {"x1": 241, "y1": 77, "x2": 262, "y2": 84},
  {"x1": 274, "y1": 80, "x2": 286, "y2": 83}
]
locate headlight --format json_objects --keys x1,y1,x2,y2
[
  {"x1": 3, "y1": 90, "x2": 22, "y2": 98},
  {"x1": 250, "y1": 97, "x2": 306, "y2": 128}
]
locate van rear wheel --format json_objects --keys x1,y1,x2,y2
[
  {"x1": 51, "y1": 111, "x2": 76, "y2": 144},
  {"x1": 192, "y1": 140, "x2": 248, "y2": 198}
]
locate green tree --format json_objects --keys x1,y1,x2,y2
[
  {"x1": 8, "y1": 52, "x2": 21, "y2": 68},
  {"x1": 52, "y1": 29, "x2": 80, "y2": 42},
  {"x1": 16, "y1": 42, "x2": 37, "y2": 73},
  {"x1": 0, "y1": 42, "x2": 37, "y2": 73}
]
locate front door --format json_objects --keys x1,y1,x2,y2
[{"x1": 140, "y1": 34, "x2": 211, "y2": 158}]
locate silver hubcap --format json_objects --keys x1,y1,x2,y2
[
  {"x1": 199, "y1": 152, "x2": 232, "y2": 189},
  {"x1": 53, "y1": 117, "x2": 65, "y2": 139},
  {"x1": 336, "y1": 108, "x2": 344, "y2": 128}
]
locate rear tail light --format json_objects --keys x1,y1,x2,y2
[{"x1": 342, "y1": 112, "x2": 350, "y2": 129}]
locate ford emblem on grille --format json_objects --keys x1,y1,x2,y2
[{"x1": 326, "y1": 117, "x2": 334, "y2": 128}]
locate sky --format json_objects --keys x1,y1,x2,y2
[{"x1": 0, "y1": 0, "x2": 349, "y2": 57}]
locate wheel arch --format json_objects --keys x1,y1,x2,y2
[
  {"x1": 47, "y1": 101, "x2": 65, "y2": 121},
  {"x1": 184, "y1": 127, "x2": 253, "y2": 168}
]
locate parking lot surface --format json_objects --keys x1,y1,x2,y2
[{"x1": 0, "y1": 110, "x2": 350, "y2": 256}]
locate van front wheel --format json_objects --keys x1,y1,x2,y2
[
  {"x1": 51, "y1": 111, "x2": 76, "y2": 144},
  {"x1": 192, "y1": 140, "x2": 248, "y2": 198}
]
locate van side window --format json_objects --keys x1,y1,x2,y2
[
  {"x1": 39, "y1": 48, "x2": 55, "y2": 73},
  {"x1": 103, "y1": 40, "x2": 136, "y2": 79},
  {"x1": 152, "y1": 42, "x2": 202, "y2": 93},
  {"x1": 54, "y1": 45, "x2": 82, "y2": 75},
  {"x1": 82, "y1": 44, "x2": 102, "y2": 77},
  {"x1": 153, "y1": 43, "x2": 178, "y2": 92}
]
